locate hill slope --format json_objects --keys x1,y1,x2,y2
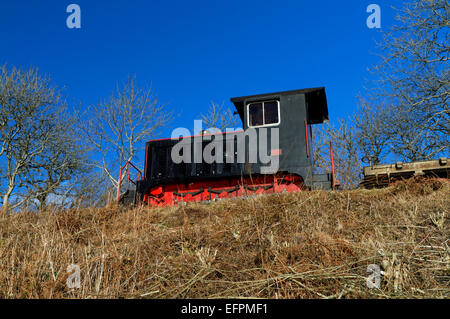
[{"x1": 0, "y1": 178, "x2": 448, "y2": 298}]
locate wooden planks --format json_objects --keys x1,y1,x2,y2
[{"x1": 361, "y1": 158, "x2": 449, "y2": 189}]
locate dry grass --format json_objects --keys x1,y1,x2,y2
[{"x1": 0, "y1": 178, "x2": 448, "y2": 299}]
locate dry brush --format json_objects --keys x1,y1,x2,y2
[{"x1": 0, "y1": 178, "x2": 448, "y2": 298}]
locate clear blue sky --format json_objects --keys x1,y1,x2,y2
[{"x1": 0, "y1": 0, "x2": 397, "y2": 138}]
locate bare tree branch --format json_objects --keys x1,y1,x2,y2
[
  {"x1": 80, "y1": 75, "x2": 172, "y2": 194},
  {"x1": 200, "y1": 101, "x2": 241, "y2": 131},
  {"x1": 370, "y1": 0, "x2": 450, "y2": 160},
  {"x1": 0, "y1": 64, "x2": 87, "y2": 211}
]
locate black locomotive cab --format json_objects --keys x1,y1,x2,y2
[{"x1": 230, "y1": 87, "x2": 329, "y2": 186}]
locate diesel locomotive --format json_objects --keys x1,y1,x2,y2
[{"x1": 118, "y1": 87, "x2": 336, "y2": 206}]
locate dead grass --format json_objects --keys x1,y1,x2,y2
[{"x1": 0, "y1": 177, "x2": 448, "y2": 298}]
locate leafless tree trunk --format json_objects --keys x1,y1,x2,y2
[{"x1": 81, "y1": 75, "x2": 172, "y2": 194}]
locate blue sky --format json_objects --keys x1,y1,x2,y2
[{"x1": 0, "y1": 0, "x2": 397, "y2": 138}]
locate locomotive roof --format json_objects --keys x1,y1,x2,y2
[
  {"x1": 230, "y1": 87, "x2": 328, "y2": 124},
  {"x1": 230, "y1": 87, "x2": 324, "y2": 102}
]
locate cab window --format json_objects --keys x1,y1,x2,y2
[{"x1": 247, "y1": 100, "x2": 280, "y2": 127}]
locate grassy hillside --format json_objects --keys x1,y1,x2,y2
[{"x1": 0, "y1": 178, "x2": 448, "y2": 298}]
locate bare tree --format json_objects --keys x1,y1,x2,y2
[
  {"x1": 81, "y1": 75, "x2": 172, "y2": 193},
  {"x1": 313, "y1": 120, "x2": 362, "y2": 189},
  {"x1": 200, "y1": 101, "x2": 241, "y2": 131},
  {"x1": 20, "y1": 110, "x2": 88, "y2": 210},
  {"x1": 372, "y1": 0, "x2": 449, "y2": 161},
  {"x1": 0, "y1": 65, "x2": 86, "y2": 211},
  {"x1": 313, "y1": 99, "x2": 392, "y2": 189},
  {"x1": 312, "y1": 1, "x2": 449, "y2": 189},
  {"x1": 352, "y1": 97, "x2": 391, "y2": 165}
]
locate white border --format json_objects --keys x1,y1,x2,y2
[{"x1": 246, "y1": 100, "x2": 281, "y2": 128}]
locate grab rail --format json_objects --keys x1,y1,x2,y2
[{"x1": 117, "y1": 161, "x2": 143, "y2": 202}]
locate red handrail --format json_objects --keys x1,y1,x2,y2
[
  {"x1": 329, "y1": 142, "x2": 336, "y2": 189},
  {"x1": 304, "y1": 119, "x2": 309, "y2": 158},
  {"x1": 117, "y1": 161, "x2": 143, "y2": 201}
]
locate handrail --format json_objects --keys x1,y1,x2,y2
[
  {"x1": 329, "y1": 142, "x2": 336, "y2": 189},
  {"x1": 117, "y1": 161, "x2": 143, "y2": 202},
  {"x1": 304, "y1": 119, "x2": 309, "y2": 158}
]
